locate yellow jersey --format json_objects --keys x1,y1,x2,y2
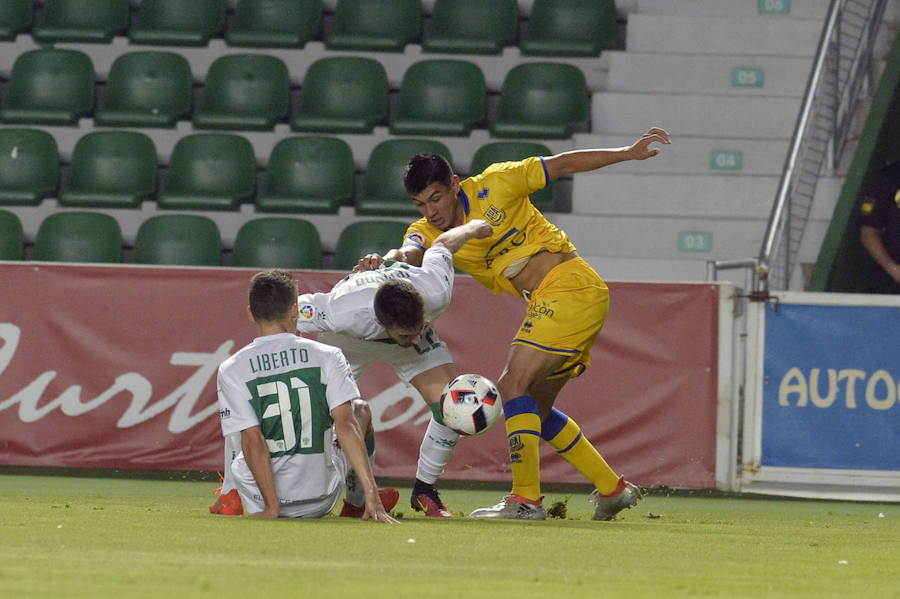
[{"x1": 402, "y1": 157, "x2": 577, "y2": 297}]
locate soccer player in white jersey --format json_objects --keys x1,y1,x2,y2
[
  {"x1": 297, "y1": 219, "x2": 492, "y2": 518},
  {"x1": 216, "y1": 269, "x2": 398, "y2": 521}
]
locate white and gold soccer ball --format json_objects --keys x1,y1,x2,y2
[{"x1": 439, "y1": 374, "x2": 502, "y2": 436}]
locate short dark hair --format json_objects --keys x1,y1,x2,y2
[
  {"x1": 249, "y1": 269, "x2": 298, "y2": 322},
  {"x1": 404, "y1": 152, "x2": 453, "y2": 195},
  {"x1": 373, "y1": 279, "x2": 425, "y2": 330}
]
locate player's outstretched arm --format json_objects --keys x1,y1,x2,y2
[
  {"x1": 332, "y1": 403, "x2": 399, "y2": 524},
  {"x1": 432, "y1": 219, "x2": 493, "y2": 254},
  {"x1": 240, "y1": 426, "x2": 280, "y2": 518},
  {"x1": 544, "y1": 127, "x2": 671, "y2": 181}
]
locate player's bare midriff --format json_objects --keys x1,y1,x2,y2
[{"x1": 509, "y1": 250, "x2": 578, "y2": 300}]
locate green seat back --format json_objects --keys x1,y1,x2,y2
[
  {"x1": 59, "y1": 131, "x2": 158, "y2": 209},
  {"x1": 132, "y1": 214, "x2": 221, "y2": 265},
  {"x1": 490, "y1": 63, "x2": 588, "y2": 139},
  {"x1": 32, "y1": 0, "x2": 130, "y2": 44},
  {"x1": 0, "y1": 49, "x2": 95, "y2": 126},
  {"x1": 193, "y1": 54, "x2": 290, "y2": 131},
  {"x1": 521, "y1": 0, "x2": 617, "y2": 57},
  {"x1": 128, "y1": 0, "x2": 225, "y2": 46},
  {"x1": 332, "y1": 220, "x2": 410, "y2": 271},
  {"x1": 0, "y1": 0, "x2": 33, "y2": 41},
  {"x1": 423, "y1": 0, "x2": 517, "y2": 55},
  {"x1": 291, "y1": 56, "x2": 388, "y2": 134},
  {"x1": 470, "y1": 142, "x2": 556, "y2": 212},
  {"x1": 257, "y1": 136, "x2": 353, "y2": 214},
  {"x1": 33, "y1": 211, "x2": 123, "y2": 263},
  {"x1": 0, "y1": 210, "x2": 25, "y2": 260},
  {"x1": 95, "y1": 51, "x2": 193, "y2": 128},
  {"x1": 325, "y1": 0, "x2": 420, "y2": 52},
  {"x1": 357, "y1": 139, "x2": 452, "y2": 217},
  {"x1": 226, "y1": 0, "x2": 321, "y2": 48},
  {"x1": 0, "y1": 128, "x2": 59, "y2": 205},
  {"x1": 159, "y1": 134, "x2": 256, "y2": 211},
  {"x1": 232, "y1": 217, "x2": 322, "y2": 269},
  {"x1": 390, "y1": 59, "x2": 486, "y2": 137}
]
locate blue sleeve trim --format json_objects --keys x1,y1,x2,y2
[{"x1": 539, "y1": 156, "x2": 549, "y2": 188}]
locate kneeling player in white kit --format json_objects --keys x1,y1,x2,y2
[{"x1": 216, "y1": 269, "x2": 398, "y2": 521}]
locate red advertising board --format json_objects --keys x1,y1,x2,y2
[{"x1": 0, "y1": 263, "x2": 719, "y2": 488}]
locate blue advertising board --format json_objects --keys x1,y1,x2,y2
[{"x1": 762, "y1": 302, "x2": 900, "y2": 471}]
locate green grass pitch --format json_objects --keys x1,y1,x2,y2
[{"x1": 0, "y1": 473, "x2": 898, "y2": 599}]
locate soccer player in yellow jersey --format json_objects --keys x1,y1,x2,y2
[{"x1": 358, "y1": 127, "x2": 671, "y2": 520}]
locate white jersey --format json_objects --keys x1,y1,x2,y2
[
  {"x1": 216, "y1": 332, "x2": 361, "y2": 511},
  {"x1": 296, "y1": 244, "x2": 455, "y2": 340}
]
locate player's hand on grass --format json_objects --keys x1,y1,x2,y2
[
  {"x1": 364, "y1": 503, "x2": 399, "y2": 524},
  {"x1": 353, "y1": 253, "x2": 385, "y2": 273},
  {"x1": 249, "y1": 506, "x2": 280, "y2": 519}
]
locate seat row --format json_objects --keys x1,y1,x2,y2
[
  {"x1": 0, "y1": 209, "x2": 409, "y2": 271},
  {"x1": 0, "y1": 48, "x2": 589, "y2": 139},
  {"x1": 0, "y1": 0, "x2": 617, "y2": 56},
  {"x1": 0, "y1": 128, "x2": 558, "y2": 216}
]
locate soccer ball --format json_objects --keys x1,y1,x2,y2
[{"x1": 439, "y1": 374, "x2": 503, "y2": 437}]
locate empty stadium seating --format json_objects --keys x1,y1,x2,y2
[
  {"x1": 128, "y1": 0, "x2": 226, "y2": 47},
  {"x1": 256, "y1": 136, "x2": 354, "y2": 214},
  {"x1": 0, "y1": 210, "x2": 25, "y2": 260},
  {"x1": 390, "y1": 59, "x2": 487, "y2": 137},
  {"x1": 232, "y1": 217, "x2": 322, "y2": 269},
  {"x1": 31, "y1": 0, "x2": 130, "y2": 44},
  {"x1": 59, "y1": 131, "x2": 158, "y2": 209},
  {"x1": 332, "y1": 220, "x2": 410, "y2": 271},
  {"x1": 225, "y1": 0, "x2": 322, "y2": 48},
  {"x1": 325, "y1": 0, "x2": 421, "y2": 52},
  {"x1": 132, "y1": 214, "x2": 222, "y2": 265},
  {"x1": 32, "y1": 211, "x2": 123, "y2": 263},
  {"x1": 0, "y1": 128, "x2": 59, "y2": 205},
  {"x1": 520, "y1": 0, "x2": 618, "y2": 57},
  {"x1": 0, "y1": 49, "x2": 95, "y2": 126},
  {"x1": 422, "y1": 0, "x2": 518, "y2": 55},
  {"x1": 0, "y1": 0, "x2": 33, "y2": 41}
]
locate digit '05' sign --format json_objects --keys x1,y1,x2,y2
[
  {"x1": 732, "y1": 68, "x2": 764, "y2": 88},
  {"x1": 758, "y1": 0, "x2": 790, "y2": 14}
]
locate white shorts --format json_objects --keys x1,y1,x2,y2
[
  {"x1": 319, "y1": 326, "x2": 453, "y2": 383},
  {"x1": 231, "y1": 430, "x2": 350, "y2": 518}
]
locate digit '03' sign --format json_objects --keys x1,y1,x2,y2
[
  {"x1": 758, "y1": 0, "x2": 790, "y2": 14},
  {"x1": 678, "y1": 232, "x2": 712, "y2": 253}
]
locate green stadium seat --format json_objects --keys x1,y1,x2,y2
[
  {"x1": 232, "y1": 217, "x2": 322, "y2": 269},
  {"x1": 490, "y1": 63, "x2": 588, "y2": 139},
  {"x1": 225, "y1": 0, "x2": 321, "y2": 48},
  {"x1": 356, "y1": 139, "x2": 452, "y2": 217},
  {"x1": 32, "y1": 211, "x2": 123, "y2": 263},
  {"x1": 0, "y1": 0, "x2": 33, "y2": 41},
  {"x1": 423, "y1": 0, "x2": 518, "y2": 55},
  {"x1": 520, "y1": 0, "x2": 617, "y2": 57},
  {"x1": 192, "y1": 54, "x2": 290, "y2": 131},
  {"x1": 128, "y1": 0, "x2": 225, "y2": 46},
  {"x1": 132, "y1": 214, "x2": 221, "y2": 266},
  {"x1": 256, "y1": 136, "x2": 353, "y2": 214},
  {"x1": 291, "y1": 56, "x2": 388, "y2": 134},
  {"x1": 0, "y1": 210, "x2": 25, "y2": 260},
  {"x1": 59, "y1": 131, "x2": 157, "y2": 209},
  {"x1": 94, "y1": 51, "x2": 193, "y2": 129},
  {"x1": 32, "y1": 0, "x2": 130, "y2": 44},
  {"x1": 0, "y1": 128, "x2": 59, "y2": 205},
  {"x1": 158, "y1": 133, "x2": 256, "y2": 211},
  {"x1": 0, "y1": 49, "x2": 95, "y2": 126},
  {"x1": 470, "y1": 142, "x2": 557, "y2": 212},
  {"x1": 332, "y1": 220, "x2": 410, "y2": 271},
  {"x1": 390, "y1": 59, "x2": 486, "y2": 137},
  {"x1": 325, "y1": 0, "x2": 420, "y2": 52}
]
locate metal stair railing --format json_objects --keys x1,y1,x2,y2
[{"x1": 710, "y1": 0, "x2": 888, "y2": 294}]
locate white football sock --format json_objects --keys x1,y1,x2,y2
[
  {"x1": 415, "y1": 417, "x2": 460, "y2": 484},
  {"x1": 221, "y1": 433, "x2": 241, "y2": 493}
]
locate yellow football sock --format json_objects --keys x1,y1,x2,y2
[
  {"x1": 542, "y1": 408, "x2": 620, "y2": 495},
  {"x1": 503, "y1": 396, "x2": 542, "y2": 502}
]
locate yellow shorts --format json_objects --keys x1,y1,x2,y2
[{"x1": 511, "y1": 257, "x2": 609, "y2": 379}]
